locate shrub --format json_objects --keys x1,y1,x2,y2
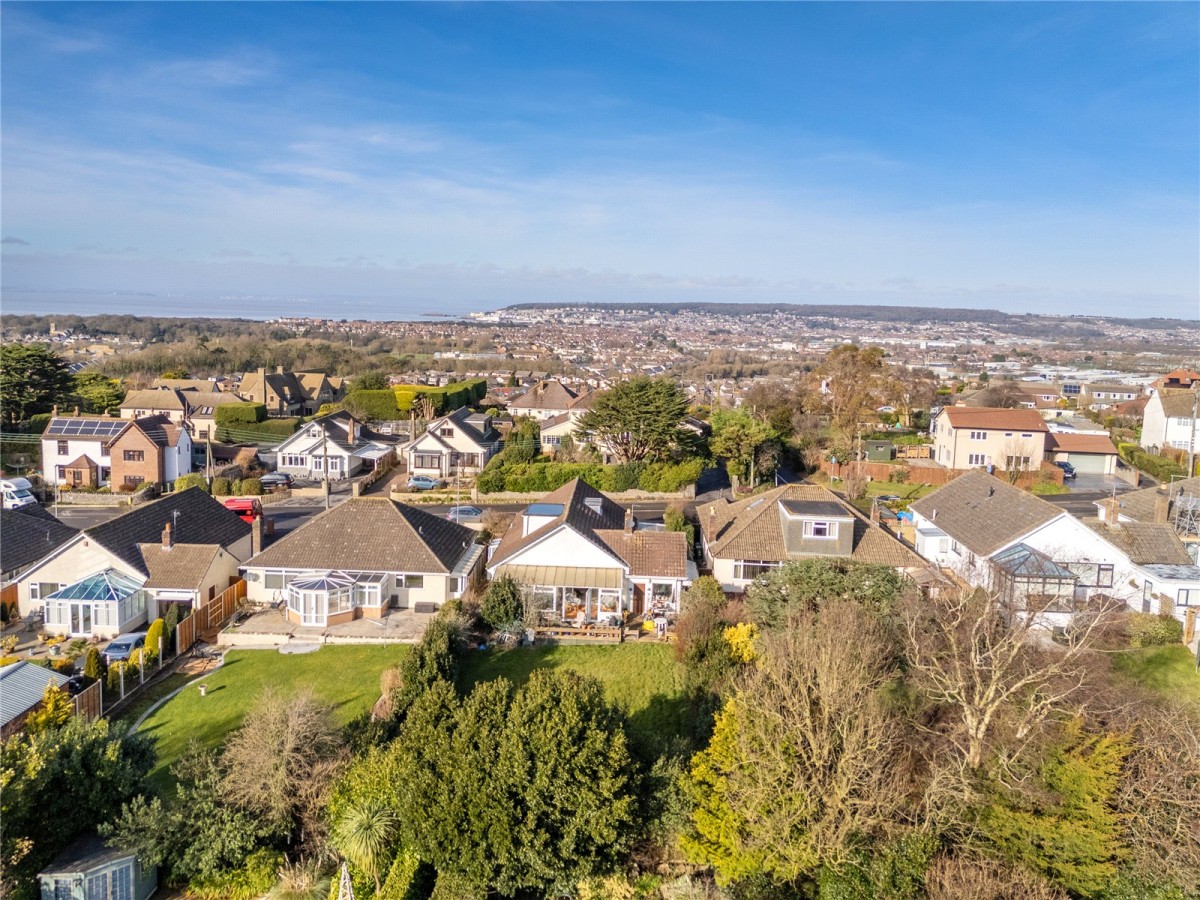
[
  {"x1": 344, "y1": 389, "x2": 401, "y2": 422},
  {"x1": 214, "y1": 403, "x2": 267, "y2": 427},
  {"x1": 240, "y1": 477, "x2": 262, "y2": 496},
  {"x1": 609, "y1": 461, "x2": 646, "y2": 492},
  {"x1": 211, "y1": 476, "x2": 232, "y2": 496},
  {"x1": 638, "y1": 458, "x2": 704, "y2": 492},
  {"x1": 888, "y1": 467, "x2": 910, "y2": 484},
  {"x1": 83, "y1": 647, "x2": 104, "y2": 682},
  {"x1": 188, "y1": 849, "x2": 283, "y2": 900},
  {"x1": 481, "y1": 575, "x2": 525, "y2": 630},
  {"x1": 1128, "y1": 612, "x2": 1183, "y2": 647},
  {"x1": 174, "y1": 473, "x2": 209, "y2": 494},
  {"x1": 144, "y1": 618, "x2": 165, "y2": 663},
  {"x1": 230, "y1": 479, "x2": 244, "y2": 495},
  {"x1": 115, "y1": 482, "x2": 137, "y2": 493}
]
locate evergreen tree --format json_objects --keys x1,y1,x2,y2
[{"x1": 0, "y1": 343, "x2": 75, "y2": 427}]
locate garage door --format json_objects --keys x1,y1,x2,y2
[{"x1": 1067, "y1": 453, "x2": 1108, "y2": 474}]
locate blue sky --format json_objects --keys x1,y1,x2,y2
[{"x1": 2, "y1": 2, "x2": 1197, "y2": 318}]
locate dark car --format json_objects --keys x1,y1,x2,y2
[
  {"x1": 102, "y1": 632, "x2": 146, "y2": 665},
  {"x1": 1053, "y1": 461, "x2": 1077, "y2": 480},
  {"x1": 260, "y1": 472, "x2": 293, "y2": 489}
]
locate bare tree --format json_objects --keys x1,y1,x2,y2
[
  {"x1": 722, "y1": 602, "x2": 913, "y2": 876},
  {"x1": 1000, "y1": 437, "x2": 1035, "y2": 484},
  {"x1": 925, "y1": 852, "x2": 1067, "y2": 900},
  {"x1": 901, "y1": 589, "x2": 1109, "y2": 783},
  {"x1": 222, "y1": 688, "x2": 348, "y2": 854}
]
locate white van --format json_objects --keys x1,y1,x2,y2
[{"x1": 1, "y1": 478, "x2": 38, "y2": 510}]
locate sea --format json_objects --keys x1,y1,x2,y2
[{"x1": 0, "y1": 289, "x2": 478, "y2": 322}]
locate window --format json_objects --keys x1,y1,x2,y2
[
  {"x1": 53, "y1": 879, "x2": 73, "y2": 900},
  {"x1": 399, "y1": 574, "x2": 424, "y2": 589},
  {"x1": 1021, "y1": 432, "x2": 1032, "y2": 438},
  {"x1": 544, "y1": 436, "x2": 560, "y2": 446},
  {"x1": 937, "y1": 537, "x2": 949, "y2": 554},
  {"x1": 439, "y1": 427, "x2": 454, "y2": 437},
  {"x1": 968, "y1": 453, "x2": 986, "y2": 466},
  {"x1": 57, "y1": 440, "x2": 68, "y2": 454},
  {"x1": 124, "y1": 475, "x2": 144, "y2": 486},
  {"x1": 414, "y1": 453, "x2": 441, "y2": 470},
  {"x1": 100, "y1": 442, "x2": 110, "y2": 457},
  {"x1": 198, "y1": 429, "x2": 209, "y2": 440},
  {"x1": 969, "y1": 431, "x2": 987, "y2": 441},
  {"x1": 733, "y1": 560, "x2": 782, "y2": 580},
  {"x1": 1004, "y1": 432, "x2": 1013, "y2": 437},
  {"x1": 1005, "y1": 456, "x2": 1031, "y2": 470},
  {"x1": 264, "y1": 572, "x2": 284, "y2": 590},
  {"x1": 1178, "y1": 589, "x2": 1197, "y2": 607},
  {"x1": 803, "y1": 520, "x2": 837, "y2": 539},
  {"x1": 123, "y1": 449, "x2": 144, "y2": 462},
  {"x1": 56, "y1": 465, "x2": 66, "y2": 479}
]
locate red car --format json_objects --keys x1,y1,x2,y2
[{"x1": 224, "y1": 498, "x2": 264, "y2": 523}]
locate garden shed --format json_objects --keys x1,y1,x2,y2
[{"x1": 39, "y1": 834, "x2": 157, "y2": 900}]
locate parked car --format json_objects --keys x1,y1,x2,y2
[
  {"x1": 102, "y1": 633, "x2": 146, "y2": 665},
  {"x1": 1053, "y1": 461, "x2": 1077, "y2": 480},
  {"x1": 876, "y1": 494, "x2": 901, "y2": 503},
  {"x1": 407, "y1": 475, "x2": 442, "y2": 491},
  {"x1": 224, "y1": 498, "x2": 264, "y2": 522},
  {"x1": 259, "y1": 472, "x2": 293, "y2": 489},
  {"x1": 447, "y1": 505, "x2": 484, "y2": 523}
]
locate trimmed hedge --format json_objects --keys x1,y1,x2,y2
[
  {"x1": 215, "y1": 418, "x2": 302, "y2": 442},
  {"x1": 394, "y1": 378, "x2": 488, "y2": 415},
  {"x1": 1128, "y1": 612, "x2": 1183, "y2": 647},
  {"x1": 214, "y1": 403, "x2": 267, "y2": 426},
  {"x1": 344, "y1": 389, "x2": 400, "y2": 421},
  {"x1": 174, "y1": 473, "x2": 209, "y2": 493},
  {"x1": 477, "y1": 457, "x2": 703, "y2": 494}
]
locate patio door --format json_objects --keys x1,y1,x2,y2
[
  {"x1": 300, "y1": 592, "x2": 324, "y2": 626},
  {"x1": 70, "y1": 603, "x2": 92, "y2": 636}
]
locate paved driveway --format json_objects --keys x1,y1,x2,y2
[{"x1": 1070, "y1": 473, "x2": 1138, "y2": 494}]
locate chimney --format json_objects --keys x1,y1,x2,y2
[
  {"x1": 257, "y1": 367, "x2": 267, "y2": 406},
  {"x1": 1100, "y1": 496, "x2": 1121, "y2": 524},
  {"x1": 251, "y1": 516, "x2": 265, "y2": 555},
  {"x1": 276, "y1": 365, "x2": 285, "y2": 375},
  {"x1": 52, "y1": 404, "x2": 59, "y2": 418},
  {"x1": 162, "y1": 522, "x2": 174, "y2": 550},
  {"x1": 870, "y1": 500, "x2": 881, "y2": 525},
  {"x1": 1154, "y1": 490, "x2": 1171, "y2": 524},
  {"x1": 624, "y1": 508, "x2": 635, "y2": 534}
]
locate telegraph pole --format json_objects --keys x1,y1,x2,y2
[{"x1": 1188, "y1": 386, "x2": 1199, "y2": 480}]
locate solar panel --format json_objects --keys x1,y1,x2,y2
[{"x1": 45, "y1": 418, "x2": 126, "y2": 439}]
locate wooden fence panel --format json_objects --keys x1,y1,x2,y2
[
  {"x1": 176, "y1": 614, "x2": 198, "y2": 655},
  {"x1": 0, "y1": 582, "x2": 17, "y2": 614},
  {"x1": 197, "y1": 579, "x2": 246, "y2": 634},
  {"x1": 73, "y1": 680, "x2": 102, "y2": 721}
]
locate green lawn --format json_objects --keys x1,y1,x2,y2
[
  {"x1": 461, "y1": 642, "x2": 688, "y2": 753},
  {"x1": 1112, "y1": 645, "x2": 1200, "y2": 706},
  {"x1": 138, "y1": 645, "x2": 407, "y2": 787}
]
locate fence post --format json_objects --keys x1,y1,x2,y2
[
  {"x1": 139, "y1": 659, "x2": 144, "y2": 686},
  {"x1": 119, "y1": 665, "x2": 125, "y2": 700},
  {"x1": 158, "y1": 637, "x2": 163, "y2": 671}
]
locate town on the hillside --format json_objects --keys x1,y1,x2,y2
[{"x1": 2, "y1": 310, "x2": 1198, "y2": 898}]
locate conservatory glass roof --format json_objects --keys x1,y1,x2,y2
[
  {"x1": 46, "y1": 569, "x2": 143, "y2": 603},
  {"x1": 289, "y1": 571, "x2": 356, "y2": 592}
]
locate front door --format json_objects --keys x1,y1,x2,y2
[
  {"x1": 70, "y1": 603, "x2": 92, "y2": 636},
  {"x1": 632, "y1": 583, "x2": 645, "y2": 616}
]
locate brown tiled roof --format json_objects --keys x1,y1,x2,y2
[
  {"x1": 1155, "y1": 388, "x2": 1200, "y2": 418},
  {"x1": 137, "y1": 542, "x2": 222, "y2": 589},
  {"x1": 941, "y1": 406, "x2": 1049, "y2": 432},
  {"x1": 1106, "y1": 477, "x2": 1200, "y2": 524},
  {"x1": 1044, "y1": 433, "x2": 1119, "y2": 455},
  {"x1": 131, "y1": 414, "x2": 186, "y2": 448},
  {"x1": 1111, "y1": 397, "x2": 1148, "y2": 417},
  {"x1": 120, "y1": 388, "x2": 187, "y2": 412},
  {"x1": 245, "y1": 498, "x2": 476, "y2": 574},
  {"x1": 64, "y1": 454, "x2": 98, "y2": 470},
  {"x1": 490, "y1": 479, "x2": 626, "y2": 568},
  {"x1": 908, "y1": 471, "x2": 1062, "y2": 556},
  {"x1": 1084, "y1": 522, "x2": 1192, "y2": 566},
  {"x1": 508, "y1": 380, "x2": 579, "y2": 411},
  {"x1": 594, "y1": 530, "x2": 688, "y2": 578},
  {"x1": 697, "y1": 483, "x2": 926, "y2": 569}
]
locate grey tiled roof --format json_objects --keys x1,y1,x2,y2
[
  {"x1": 85, "y1": 488, "x2": 251, "y2": 575},
  {"x1": 0, "y1": 507, "x2": 78, "y2": 574},
  {"x1": 1085, "y1": 521, "x2": 1192, "y2": 566},
  {"x1": 490, "y1": 478, "x2": 626, "y2": 568},
  {"x1": 908, "y1": 471, "x2": 1062, "y2": 556},
  {"x1": 245, "y1": 498, "x2": 477, "y2": 574}
]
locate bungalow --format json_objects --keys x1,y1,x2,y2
[
  {"x1": 1, "y1": 507, "x2": 78, "y2": 589},
  {"x1": 696, "y1": 483, "x2": 929, "y2": 594},
  {"x1": 909, "y1": 471, "x2": 1198, "y2": 626},
  {"x1": 273, "y1": 411, "x2": 398, "y2": 481},
  {"x1": 406, "y1": 408, "x2": 500, "y2": 479},
  {"x1": 1095, "y1": 477, "x2": 1199, "y2": 563},
  {"x1": 507, "y1": 379, "x2": 592, "y2": 422},
  {"x1": 487, "y1": 479, "x2": 692, "y2": 621},
  {"x1": 12, "y1": 489, "x2": 252, "y2": 638},
  {"x1": 241, "y1": 498, "x2": 486, "y2": 624}
]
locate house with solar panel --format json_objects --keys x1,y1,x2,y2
[
  {"x1": 12, "y1": 489, "x2": 251, "y2": 639},
  {"x1": 40, "y1": 414, "x2": 193, "y2": 490}
]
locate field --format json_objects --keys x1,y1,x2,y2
[
  {"x1": 461, "y1": 642, "x2": 688, "y2": 752},
  {"x1": 1112, "y1": 644, "x2": 1200, "y2": 706},
  {"x1": 137, "y1": 645, "x2": 407, "y2": 787}
]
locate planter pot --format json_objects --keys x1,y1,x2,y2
[{"x1": 198, "y1": 683, "x2": 208, "y2": 697}]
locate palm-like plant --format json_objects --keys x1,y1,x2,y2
[{"x1": 331, "y1": 799, "x2": 399, "y2": 894}]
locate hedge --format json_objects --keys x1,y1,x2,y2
[
  {"x1": 477, "y1": 457, "x2": 703, "y2": 494},
  {"x1": 215, "y1": 418, "x2": 302, "y2": 442},
  {"x1": 344, "y1": 389, "x2": 401, "y2": 421},
  {"x1": 174, "y1": 473, "x2": 209, "y2": 493},
  {"x1": 1128, "y1": 612, "x2": 1183, "y2": 647},
  {"x1": 214, "y1": 403, "x2": 267, "y2": 426},
  {"x1": 394, "y1": 378, "x2": 488, "y2": 415}
]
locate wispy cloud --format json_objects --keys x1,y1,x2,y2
[{"x1": 1, "y1": 236, "x2": 30, "y2": 246}]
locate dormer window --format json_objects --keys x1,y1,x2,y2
[{"x1": 803, "y1": 520, "x2": 837, "y2": 539}]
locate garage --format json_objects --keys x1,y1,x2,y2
[{"x1": 1045, "y1": 432, "x2": 1119, "y2": 476}]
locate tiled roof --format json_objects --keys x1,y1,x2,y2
[
  {"x1": 593, "y1": 529, "x2": 689, "y2": 578},
  {"x1": 1086, "y1": 521, "x2": 1193, "y2": 566},
  {"x1": 908, "y1": 471, "x2": 1062, "y2": 556},
  {"x1": 0, "y1": 662, "x2": 69, "y2": 728},
  {"x1": 120, "y1": 388, "x2": 187, "y2": 412},
  {"x1": 64, "y1": 454, "x2": 98, "y2": 470},
  {"x1": 245, "y1": 498, "x2": 477, "y2": 574},
  {"x1": 0, "y1": 507, "x2": 78, "y2": 575},
  {"x1": 137, "y1": 542, "x2": 223, "y2": 589},
  {"x1": 697, "y1": 483, "x2": 926, "y2": 569},
  {"x1": 1155, "y1": 388, "x2": 1200, "y2": 418},
  {"x1": 509, "y1": 380, "x2": 579, "y2": 411},
  {"x1": 1107, "y1": 477, "x2": 1200, "y2": 523},
  {"x1": 490, "y1": 479, "x2": 626, "y2": 568},
  {"x1": 129, "y1": 414, "x2": 186, "y2": 448},
  {"x1": 1044, "y1": 433, "x2": 1119, "y2": 455},
  {"x1": 940, "y1": 406, "x2": 1049, "y2": 432},
  {"x1": 152, "y1": 377, "x2": 225, "y2": 392},
  {"x1": 85, "y1": 488, "x2": 251, "y2": 575}
]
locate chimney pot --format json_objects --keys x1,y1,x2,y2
[{"x1": 624, "y1": 508, "x2": 635, "y2": 534}]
